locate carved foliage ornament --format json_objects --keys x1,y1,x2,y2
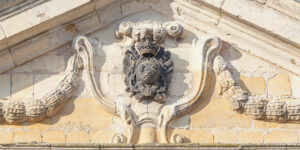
[{"x1": 118, "y1": 21, "x2": 182, "y2": 102}]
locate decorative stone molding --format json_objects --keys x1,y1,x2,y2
[
  {"x1": 171, "y1": 133, "x2": 188, "y2": 144},
  {"x1": 70, "y1": 20, "x2": 223, "y2": 143},
  {"x1": 111, "y1": 133, "x2": 127, "y2": 144},
  {"x1": 0, "y1": 18, "x2": 297, "y2": 143},
  {"x1": 0, "y1": 0, "x2": 299, "y2": 146}
]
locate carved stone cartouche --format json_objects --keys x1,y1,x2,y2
[{"x1": 119, "y1": 21, "x2": 182, "y2": 102}]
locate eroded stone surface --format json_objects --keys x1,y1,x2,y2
[{"x1": 0, "y1": 0, "x2": 299, "y2": 146}]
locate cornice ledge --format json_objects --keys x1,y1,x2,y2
[
  {"x1": 174, "y1": 0, "x2": 300, "y2": 75},
  {"x1": 0, "y1": 0, "x2": 298, "y2": 76},
  {"x1": 1, "y1": 143, "x2": 300, "y2": 149},
  {"x1": 0, "y1": 0, "x2": 94, "y2": 73}
]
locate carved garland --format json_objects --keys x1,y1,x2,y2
[
  {"x1": 214, "y1": 55, "x2": 300, "y2": 122},
  {"x1": 0, "y1": 55, "x2": 80, "y2": 124}
]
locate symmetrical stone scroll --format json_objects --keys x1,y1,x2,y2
[
  {"x1": 214, "y1": 55, "x2": 300, "y2": 122},
  {"x1": 0, "y1": 56, "x2": 80, "y2": 124}
]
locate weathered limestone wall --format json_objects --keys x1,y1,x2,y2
[
  {"x1": 0, "y1": 0, "x2": 299, "y2": 146},
  {"x1": 0, "y1": 33, "x2": 299, "y2": 144}
]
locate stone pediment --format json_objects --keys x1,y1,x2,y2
[
  {"x1": 0, "y1": 0, "x2": 300, "y2": 146},
  {"x1": 0, "y1": 0, "x2": 299, "y2": 75}
]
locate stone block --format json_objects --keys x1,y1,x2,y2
[
  {"x1": 66, "y1": 131, "x2": 89, "y2": 143},
  {"x1": 169, "y1": 73, "x2": 192, "y2": 97},
  {"x1": 31, "y1": 54, "x2": 65, "y2": 73},
  {"x1": 151, "y1": 0, "x2": 173, "y2": 16},
  {"x1": 264, "y1": 130, "x2": 298, "y2": 143},
  {"x1": 97, "y1": 1, "x2": 122, "y2": 26},
  {"x1": 221, "y1": 0, "x2": 300, "y2": 45},
  {"x1": 0, "y1": 130, "x2": 14, "y2": 144},
  {"x1": 266, "y1": 0, "x2": 300, "y2": 21},
  {"x1": 49, "y1": 98, "x2": 113, "y2": 131},
  {"x1": 33, "y1": 74, "x2": 64, "y2": 99},
  {"x1": 120, "y1": 0, "x2": 152, "y2": 17},
  {"x1": 190, "y1": 98, "x2": 252, "y2": 128},
  {"x1": 95, "y1": 56, "x2": 124, "y2": 73},
  {"x1": 42, "y1": 130, "x2": 65, "y2": 143},
  {"x1": 90, "y1": 130, "x2": 114, "y2": 143},
  {"x1": 169, "y1": 114, "x2": 190, "y2": 128},
  {"x1": 193, "y1": 0, "x2": 223, "y2": 8},
  {"x1": 239, "y1": 131, "x2": 263, "y2": 143},
  {"x1": 169, "y1": 48, "x2": 194, "y2": 73},
  {"x1": 278, "y1": 123, "x2": 300, "y2": 129},
  {"x1": 213, "y1": 129, "x2": 238, "y2": 143},
  {"x1": 75, "y1": 12, "x2": 102, "y2": 35},
  {"x1": 0, "y1": 74, "x2": 10, "y2": 99},
  {"x1": 239, "y1": 76, "x2": 265, "y2": 95},
  {"x1": 108, "y1": 74, "x2": 126, "y2": 97},
  {"x1": 268, "y1": 73, "x2": 291, "y2": 96},
  {"x1": 14, "y1": 129, "x2": 41, "y2": 143},
  {"x1": 190, "y1": 130, "x2": 214, "y2": 143},
  {"x1": 0, "y1": 25, "x2": 5, "y2": 41},
  {"x1": 94, "y1": 0, "x2": 118, "y2": 10},
  {"x1": 0, "y1": 40, "x2": 8, "y2": 53},
  {"x1": 253, "y1": 120, "x2": 278, "y2": 129},
  {"x1": 11, "y1": 74, "x2": 33, "y2": 98},
  {"x1": 0, "y1": 50, "x2": 16, "y2": 73},
  {"x1": 9, "y1": 26, "x2": 74, "y2": 66},
  {"x1": 0, "y1": 0, "x2": 91, "y2": 38},
  {"x1": 99, "y1": 44, "x2": 124, "y2": 58},
  {"x1": 291, "y1": 75, "x2": 300, "y2": 98}
]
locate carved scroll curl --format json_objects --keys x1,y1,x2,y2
[{"x1": 158, "y1": 37, "x2": 222, "y2": 143}]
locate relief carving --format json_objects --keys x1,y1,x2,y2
[
  {"x1": 67, "y1": 23, "x2": 223, "y2": 143},
  {"x1": 214, "y1": 55, "x2": 300, "y2": 122},
  {"x1": 0, "y1": 55, "x2": 80, "y2": 124},
  {"x1": 1, "y1": 17, "x2": 298, "y2": 144},
  {"x1": 118, "y1": 21, "x2": 179, "y2": 102}
]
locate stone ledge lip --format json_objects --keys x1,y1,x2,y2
[{"x1": 1, "y1": 143, "x2": 300, "y2": 149}]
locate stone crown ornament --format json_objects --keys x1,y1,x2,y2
[{"x1": 117, "y1": 21, "x2": 183, "y2": 102}]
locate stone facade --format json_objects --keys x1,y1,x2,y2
[{"x1": 0, "y1": 0, "x2": 299, "y2": 148}]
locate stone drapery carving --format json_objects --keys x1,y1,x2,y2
[{"x1": 119, "y1": 21, "x2": 178, "y2": 102}]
